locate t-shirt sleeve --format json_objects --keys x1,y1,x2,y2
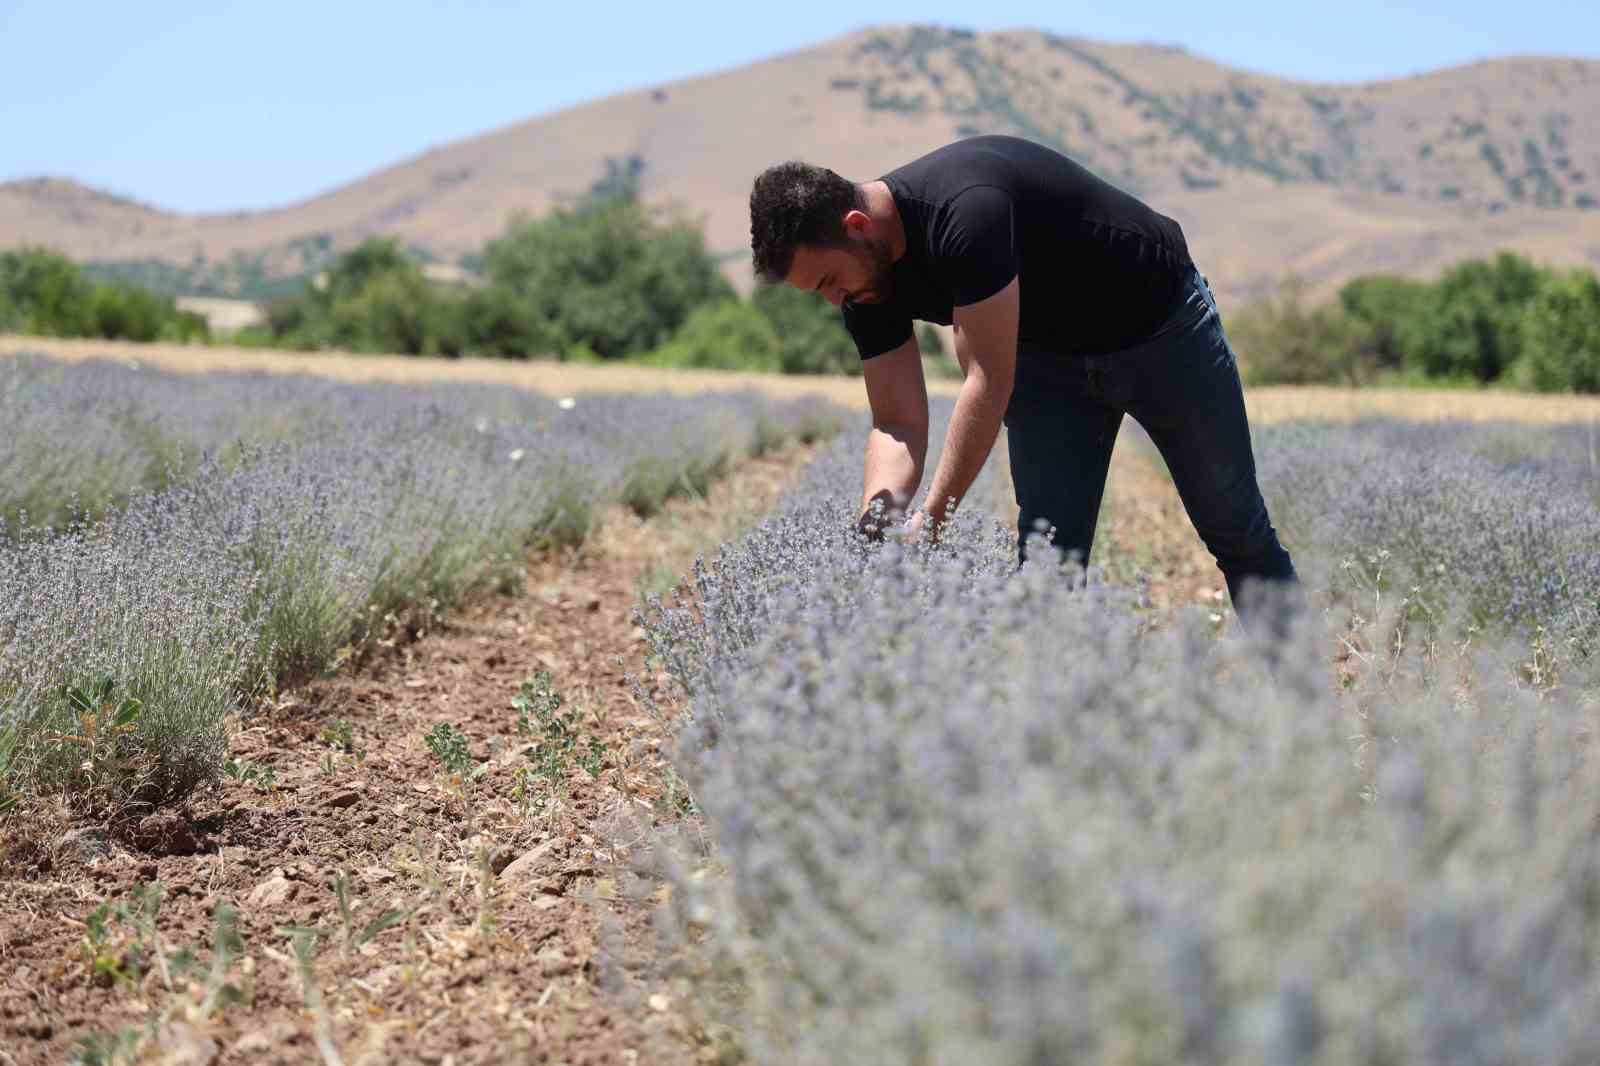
[
  {"x1": 930, "y1": 185, "x2": 1018, "y2": 306},
  {"x1": 841, "y1": 298, "x2": 914, "y2": 361}
]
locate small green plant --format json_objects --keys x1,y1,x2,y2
[
  {"x1": 196, "y1": 903, "x2": 247, "y2": 1017},
  {"x1": 511, "y1": 672, "x2": 608, "y2": 783},
  {"x1": 223, "y1": 756, "x2": 277, "y2": 792},
  {"x1": 423, "y1": 723, "x2": 479, "y2": 777},
  {"x1": 79, "y1": 881, "x2": 176, "y2": 990},
  {"x1": 332, "y1": 871, "x2": 408, "y2": 960},
  {"x1": 81, "y1": 900, "x2": 139, "y2": 988},
  {"x1": 70, "y1": 900, "x2": 245, "y2": 1065},
  {"x1": 46, "y1": 678, "x2": 143, "y2": 803},
  {"x1": 320, "y1": 718, "x2": 356, "y2": 753},
  {"x1": 71, "y1": 1025, "x2": 148, "y2": 1066},
  {"x1": 510, "y1": 765, "x2": 547, "y2": 818},
  {"x1": 280, "y1": 926, "x2": 343, "y2": 1066}
]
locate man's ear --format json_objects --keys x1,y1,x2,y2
[{"x1": 843, "y1": 208, "x2": 872, "y2": 235}]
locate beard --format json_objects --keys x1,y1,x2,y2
[{"x1": 845, "y1": 237, "x2": 896, "y2": 305}]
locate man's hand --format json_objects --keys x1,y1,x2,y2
[
  {"x1": 855, "y1": 488, "x2": 904, "y2": 541},
  {"x1": 858, "y1": 336, "x2": 929, "y2": 530}
]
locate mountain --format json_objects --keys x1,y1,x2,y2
[{"x1": 4, "y1": 24, "x2": 1599, "y2": 305}]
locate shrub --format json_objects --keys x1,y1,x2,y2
[
  {"x1": 0, "y1": 354, "x2": 845, "y2": 808},
  {"x1": 1395, "y1": 252, "x2": 1550, "y2": 382},
  {"x1": 253, "y1": 238, "x2": 468, "y2": 356},
  {"x1": 481, "y1": 193, "x2": 733, "y2": 360},
  {"x1": 644, "y1": 301, "x2": 783, "y2": 372},
  {"x1": 1227, "y1": 276, "x2": 1375, "y2": 385},
  {"x1": 1516, "y1": 268, "x2": 1600, "y2": 393},
  {"x1": 633, "y1": 410, "x2": 1600, "y2": 1065},
  {"x1": 1338, "y1": 273, "x2": 1431, "y2": 371},
  {"x1": 0, "y1": 248, "x2": 210, "y2": 344},
  {"x1": 750, "y1": 283, "x2": 858, "y2": 375},
  {"x1": 0, "y1": 248, "x2": 97, "y2": 336}
]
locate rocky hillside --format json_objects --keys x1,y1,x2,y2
[{"x1": 4, "y1": 24, "x2": 1598, "y2": 304}]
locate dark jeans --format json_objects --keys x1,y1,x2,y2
[{"x1": 1002, "y1": 265, "x2": 1298, "y2": 615}]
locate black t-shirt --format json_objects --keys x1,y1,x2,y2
[{"x1": 842, "y1": 135, "x2": 1195, "y2": 360}]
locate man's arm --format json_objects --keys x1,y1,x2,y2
[
  {"x1": 919, "y1": 276, "x2": 1019, "y2": 530},
  {"x1": 858, "y1": 335, "x2": 928, "y2": 535}
]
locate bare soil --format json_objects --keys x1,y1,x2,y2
[
  {"x1": 0, "y1": 444, "x2": 812, "y2": 1066},
  {"x1": 1095, "y1": 433, "x2": 1232, "y2": 620}
]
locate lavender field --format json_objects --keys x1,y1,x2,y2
[
  {"x1": 0, "y1": 353, "x2": 841, "y2": 809},
  {"x1": 636, "y1": 407, "x2": 1600, "y2": 1065},
  {"x1": 4, "y1": 349, "x2": 1599, "y2": 1064}
]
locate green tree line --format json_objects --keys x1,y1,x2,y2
[
  {"x1": 11, "y1": 187, "x2": 1594, "y2": 390},
  {"x1": 1229, "y1": 252, "x2": 1600, "y2": 393},
  {"x1": 233, "y1": 186, "x2": 874, "y2": 375},
  {"x1": 0, "y1": 248, "x2": 210, "y2": 343}
]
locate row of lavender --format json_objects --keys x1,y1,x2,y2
[
  {"x1": 0, "y1": 353, "x2": 843, "y2": 807},
  {"x1": 636, "y1": 407, "x2": 1600, "y2": 1066}
]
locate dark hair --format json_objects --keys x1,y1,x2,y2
[{"x1": 749, "y1": 162, "x2": 862, "y2": 283}]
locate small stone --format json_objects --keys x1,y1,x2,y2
[
  {"x1": 156, "y1": 1021, "x2": 219, "y2": 1065},
  {"x1": 648, "y1": 993, "x2": 671, "y2": 1013},
  {"x1": 247, "y1": 874, "x2": 296, "y2": 908},
  {"x1": 499, "y1": 838, "x2": 559, "y2": 881},
  {"x1": 54, "y1": 826, "x2": 114, "y2": 864},
  {"x1": 321, "y1": 790, "x2": 361, "y2": 809},
  {"x1": 229, "y1": 1022, "x2": 298, "y2": 1056}
]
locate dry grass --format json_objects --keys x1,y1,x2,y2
[
  {"x1": 1, "y1": 334, "x2": 932, "y2": 410},
  {"x1": 1245, "y1": 382, "x2": 1600, "y2": 423}
]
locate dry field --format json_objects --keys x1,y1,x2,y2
[{"x1": 10, "y1": 334, "x2": 1600, "y2": 424}]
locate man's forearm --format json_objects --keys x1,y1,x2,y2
[
  {"x1": 860, "y1": 422, "x2": 927, "y2": 522},
  {"x1": 921, "y1": 372, "x2": 1008, "y2": 524}
]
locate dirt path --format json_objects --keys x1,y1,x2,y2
[
  {"x1": 0, "y1": 444, "x2": 813, "y2": 1066},
  {"x1": 1094, "y1": 431, "x2": 1227, "y2": 620}
]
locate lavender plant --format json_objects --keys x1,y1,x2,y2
[
  {"x1": 634, "y1": 405, "x2": 1600, "y2": 1066},
  {"x1": 1251, "y1": 417, "x2": 1600, "y2": 662},
  {"x1": 0, "y1": 352, "x2": 843, "y2": 807}
]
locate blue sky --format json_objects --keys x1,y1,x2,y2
[{"x1": 4, "y1": 0, "x2": 1597, "y2": 214}]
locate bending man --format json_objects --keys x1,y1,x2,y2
[{"x1": 748, "y1": 134, "x2": 1298, "y2": 616}]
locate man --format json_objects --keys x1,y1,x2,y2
[{"x1": 748, "y1": 134, "x2": 1297, "y2": 617}]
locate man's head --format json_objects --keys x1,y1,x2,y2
[{"x1": 750, "y1": 161, "x2": 896, "y2": 308}]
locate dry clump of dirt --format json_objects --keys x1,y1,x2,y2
[{"x1": 0, "y1": 443, "x2": 812, "y2": 1066}]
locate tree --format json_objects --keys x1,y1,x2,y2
[
  {"x1": 645, "y1": 301, "x2": 783, "y2": 372},
  {"x1": 1338, "y1": 273, "x2": 1430, "y2": 371},
  {"x1": 1516, "y1": 269, "x2": 1600, "y2": 393},
  {"x1": 481, "y1": 194, "x2": 732, "y2": 360},
  {"x1": 0, "y1": 248, "x2": 96, "y2": 336},
  {"x1": 1396, "y1": 252, "x2": 1550, "y2": 382},
  {"x1": 1227, "y1": 276, "x2": 1374, "y2": 385},
  {"x1": 749, "y1": 283, "x2": 858, "y2": 374},
  {"x1": 256, "y1": 237, "x2": 465, "y2": 355},
  {"x1": 0, "y1": 247, "x2": 208, "y2": 343}
]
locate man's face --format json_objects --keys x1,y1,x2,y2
[{"x1": 784, "y1": 232, "x2": 895, "y2": 309}]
